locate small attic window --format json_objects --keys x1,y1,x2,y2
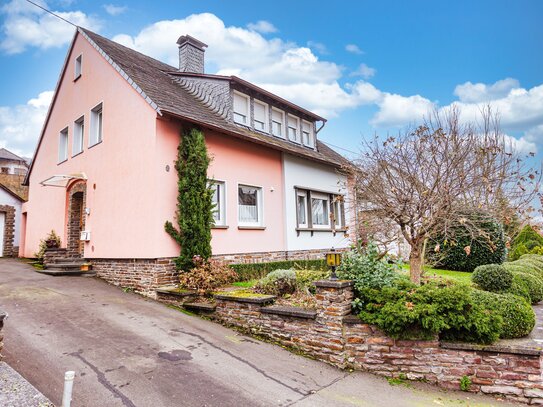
[
  {"x1": 74, "y1": 54, "x2": 82, "y2": 80},
  {"x1": 233, "y1": 91, "x2": 250, "y2": 126}
]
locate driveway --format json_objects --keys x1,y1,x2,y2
[{"x1": 0, "y1": 258, "x2": 516, "y2": 407}]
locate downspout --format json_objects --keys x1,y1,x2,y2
[{"x1": 315, "y1": 120, "x2": 326, "y2": 135}]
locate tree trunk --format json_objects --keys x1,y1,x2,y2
[{"x1": 409, "y1": 246, "x2": 424, "y2": 285}]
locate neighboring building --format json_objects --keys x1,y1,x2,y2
[
  {"x1": 22, "y1": 28, "x2": 352, "y2": 294},
  {"x1": 0, "y1": 148, "x2": 28, "y2": 256}
]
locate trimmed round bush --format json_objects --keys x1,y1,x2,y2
[
  {"x1": 515, "y1": 259, "x2": 543, "y2": 273},
  {"x1": 509, "y1": 274, "x2": 532, "y2": 303},
  {"x1": 503, "y1": 262, "x2": 542, "y2": 279},
  {"x1": 472, "y1": 264, "x2": 513, "y2": 293},
  {"x1": 255, "y1": 269, "x2": 297, "y2": 296},
  {"x1": 520, "y1": 254, "x2": 543, "y2": 266},
  {"x1": 471, "y1": 290, "x2": 535, "y2": 339},
  {"x1": 512, "y1": 272, "x2": 543, "y2": 304},
  {"x1": 427, "y1": 212, "x2": 506, "y2": 272}
]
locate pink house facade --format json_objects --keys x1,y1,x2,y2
[{"x1": 22, "y1": 28, "x2": 352, "y2": 295}]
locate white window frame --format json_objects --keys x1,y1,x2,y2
[
  {"x1": 271, "y1": 108, "x2": 285, "y2": 138},
  {"x1": 210, "y1": 180, "x2": 227, "y2": 226},
  {"x1": 73, "y1": 116, "x2": 84, "y2": 156},
  {"x1": 89, "y1": 102, "x2": 103, "y2": 147},
  {"x1": 58, "y1": 127, "x2": 68, "y2": 163},
  {"x1": 296, "y1": 190, "x2": 308, "y2": 228},
  {"x1": 332, "y1": 195, "x2": 345, "y2": 229},
  {"x1": 310, "y1": 191, "x2": 331, "y2": 229},
  {"x1": 233, "y1": 91, "x2": 250, "y2": 126},
  {"x1": 237, "y1": 183, "x2": 263, "y2": 227},
  {"x1": 74, "y1": 54, "x2": 82, "y2": 79},
  {"x1": 253, "y1": 99, "x2": 269, "y2": 133},
  {"x1": 302, "y1": 120, "x2": 314, "y2": 148},
  {"x1": 287, "y1": 114, "x2": 300, "y2": 143}
]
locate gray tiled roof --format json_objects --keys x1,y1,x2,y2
[
  {"x1": 80, "y1": 28, "x2": 348, "y2": 168},
  {"x1": 0, "y1": 148, "x2": 25, "y2": 162}
]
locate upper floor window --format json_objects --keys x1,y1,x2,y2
[
  {"x1": 302, "y1": 120, "x2": 314, "y2": 147},
  {"x1": 211, "y1": 181, "x2": 226, "y2": 226},
  {"x1": 58, "y1": 127, "x2": 68, "y2": 163},
  {"x1": 233, "y1": 92, "x2": 250, "y2": 126},
  {"x1": 90, "y1": 103, "x2": 103, "y2": 146},
  {"x1": 73, "y1": 116, "x2": 84, "y2": 156},
  {"x1": 288, "y1": 114, "x2": 299, "y2": 143},
  {"x1": 74, "y1": 54, "x2": 82, "y2": 79},
  {"x1": 238, "y1": 184, "x2": 262, "y2": 227},
  {"x1": 271, "y1": 108, "x2": 284, "y2": 138},
  {"x1": 253, "y1": 100, "x2": 268, "y2": 133}
]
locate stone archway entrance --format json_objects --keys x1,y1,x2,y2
[{"x1": 66, "y1": 182, "x2": 86, "y2": 258}]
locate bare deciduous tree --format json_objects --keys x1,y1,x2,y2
[{"x1": 350, "y1": 106, "x2": 540, "y2": 284}]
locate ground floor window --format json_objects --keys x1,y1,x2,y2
[
  {"x1": 211, "y1": 181, "x2": 226, "y2": 226},
  {"x1": 295, "y1": 187, "x2": 345, "y2": 231},
  {"x1": 238, "y1": 184, "x2": 262, "y2": 226}
]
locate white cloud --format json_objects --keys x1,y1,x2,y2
[
  {"x1": 454, "y1": 77, "x2": 520, "y2": 103},
  {"x1": 246, "y1": 20, "x2": 277, "y2": 34},
  {"x1": 307, "y1": 41, "x2": 328, "y2": 55},
  {"x1": 0, "y1": 0, "x2": 102, "y2": 54},
  {"x1": 502, "y1": 133, "x2": 537, "y2": 155},
  {"x1": 350, "y1": 63, "x2": 376, "y2": 79},
  {"x1": 345, "y1": 44, "x2": 364, "y2": 55},
  {"x1": 0, "y1": 91, "x2": 53, "y2": 157},
  {"x1": 103, "y1": 4, "x2": 127, "y2": 16},
  {"x1": 371, "y1": 94, "x2": 435, "y2": 127}
]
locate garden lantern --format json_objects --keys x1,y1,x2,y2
[{"x1": 326, "y1": 248, "x2": 342, "y2": 280}]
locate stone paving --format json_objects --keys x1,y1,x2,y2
[{"x1": 0, "y1": 362, "x2": 54, "y2": 407}]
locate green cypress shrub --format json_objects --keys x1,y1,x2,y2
[
  {"x1": 509, "y1": 274, "x2": 532, "y2": 303},
  {"x1": 428, "y1": 212, "x2": 506, "y2": 272},
  {"x1": 470, "y1": 290, "x2": 535, "y2": 339},
  {"x1": 472, "y1": 264, "x2": 513, "y2": 293},
  {"x1": 165, "y1": 128, "x2": 213, "y2": 271},
  {"x1": 511, "y1": 272, "x2": 543, "y2": 304},
  {"x1": 509, "y1": 225, "x2": 543, "y2": 260}
]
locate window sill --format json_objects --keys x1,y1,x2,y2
[
  {"x1": 73, "y1": 74, "x2": 81, "y2": 82},
  {"x1": 72, "y1": 150, "x2": 84, "y2": 158},
  {"x1": 212, "y1": 225, "x2": 229, "y2": 229},
  {"x1": 296, "y1": 227, "x2": 347, "y2": 236},
  {"x1": 57, "y1": 159, "x2": 68, "y2": 165},
  {"x1": 238, "y1": 226, "x2": 266, "y2": 230},
  {"x1": 88, "y1": 140, "x2": 103, "y2": 149}
]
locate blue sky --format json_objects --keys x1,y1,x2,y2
[{"x1": 0, "y1": 0, "x2": 542, "y2": 159}]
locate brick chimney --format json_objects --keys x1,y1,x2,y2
[{"x1": 176, "y1": 35, "x2": 207, "y2": 74}]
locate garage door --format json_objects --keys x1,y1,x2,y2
[{"x1": 0, "y1": 212, "x2": 4, "y2": 257}]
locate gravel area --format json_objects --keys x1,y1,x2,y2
[{"x1": 0, "y1": 362, "x2": 54, "y2": 407}]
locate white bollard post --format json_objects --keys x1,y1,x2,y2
[{"x1": 62, "y1": 371, "x2": 75, "y2": 407}]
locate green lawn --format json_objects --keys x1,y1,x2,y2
[{"x1": 400, "y1": 264, "x2": 472, "y2": 285}]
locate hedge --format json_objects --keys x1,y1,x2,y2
[
  {"x1": 512, "y1": 272, "x2": 543, "y2": 304},
  {"x1": 471, "y1": 264, "x2": 513, "y2": 293},
  {"x1": 229, "y1": 259, "x2": 328, "y2": 281}
]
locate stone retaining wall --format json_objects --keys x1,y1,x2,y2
[
  {"x1": 181, "y1": 280, "x2": 543, "y2": 405},
  {"x1": 87, "y1": 248, "x2": 343, "y2": 297}
]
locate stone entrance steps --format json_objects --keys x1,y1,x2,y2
[{"x1": 40, "y1": 258, "x2": 95, "y2": 277}]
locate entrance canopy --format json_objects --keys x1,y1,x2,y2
[{"x1": 39, "y1": 173, "x2": 87, "y2": 188}]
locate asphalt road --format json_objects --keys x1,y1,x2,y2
[{"x1": 0, "y1": 258, "x2": 516, "y2": 407}]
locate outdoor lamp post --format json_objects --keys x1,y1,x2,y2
[{"x1": 326, "y1": 248, "x2": 342, "y2": 280}]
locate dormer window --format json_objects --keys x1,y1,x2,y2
[
  {"x1": 272, "y1": 108, "x2": 284, "y2": 138},
  {"x1": 233, "y1": 92, "x2": 250, "y2": 126},
  {"x1": 74, "y1": 54, "x2": 82, "y2": 79},
  {"x1": 253, "y1": 100, "x2": 268, "y2": 133},
  {"x1": 288, "y1": 114, "x2": 300, "y2": 143},
  {"x1": 302, "y1": 120, "x2": 314, "y2": 147}
]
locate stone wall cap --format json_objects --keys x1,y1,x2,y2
[
  {"x1": 261, "y1": 305, "x2": 317, "y2": 319},
  {"x1": 214, "y1": 293, "x2": 276, "y2": 304},
  {"x1": 184, "y1": 302, "x2": 216, "y2": 312},
  {"x1": 156, "y1": 286, "x2": 197, "y2": 297},
  {"x1": 314, "y1": 280, "x2": 353, "y2": 288},
  {"x1": 343, "y1": 314, "x2": 362, "y2": 324},
  {"x1": 440, "y1": 341, "x2": 543, "y2": 356}
]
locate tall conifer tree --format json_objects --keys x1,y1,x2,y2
[{"x1": 165, "y1": 127, "x2": 213, "y2": 271}]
